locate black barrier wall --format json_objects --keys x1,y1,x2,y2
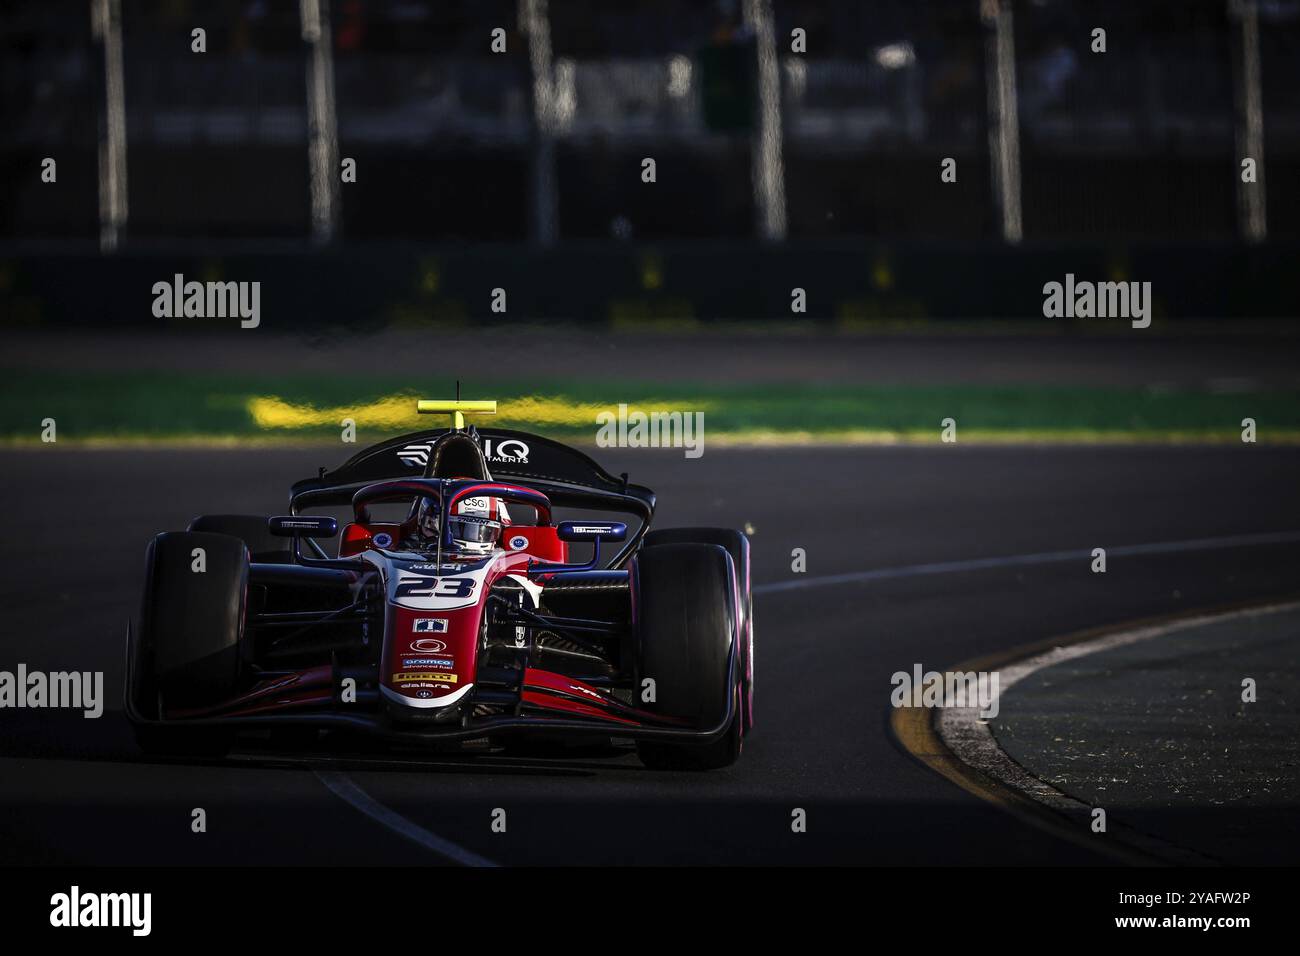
[{"x1": 1, "y1": 241, "x2": 1296, "y2": 330}]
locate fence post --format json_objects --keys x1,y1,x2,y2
[
  {"x1": 1230, "y1": 0, "x2": 1267, "y2": 242},
  {"x1": 91, "y1": 0, "x2": 128, "y2": 252},
  {"x1": 522, "y1": 0, "x2": 559, "y2": 246},
  {"x1": 301, "y1": 0, "x2": 340, "y2": 244},
  {"x1": 982, "y1": 0, "x2": 1022, "y2": 243},
  {"x1": 745, "y1": 0, "x2": 787, "y2": 240}
]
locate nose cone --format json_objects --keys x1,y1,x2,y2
[{"x1": 381, "y1": 603, "x2": 481, "y2": 721}]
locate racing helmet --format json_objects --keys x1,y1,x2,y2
[{"x1": 414, "y1": 494, "x2": 507, "y2": 556}]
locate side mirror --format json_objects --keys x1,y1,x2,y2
[
  {"x1": 555, "y1": 520, "x2": 627, "y2": 544},
  {"x1": 268, "y1": 515, "x2": 338, "y2": 538}
]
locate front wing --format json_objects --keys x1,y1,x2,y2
[{"x1": 123, "y1": 624, "x2": 738, "y2": 746}]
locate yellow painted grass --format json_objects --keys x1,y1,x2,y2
[{"x1": 246, "y1": 393, "x2": 715, "y2": 430}]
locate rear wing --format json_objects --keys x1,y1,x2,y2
[{"x1": 288, "y1": 428, "x2": 656, "y2": 566}]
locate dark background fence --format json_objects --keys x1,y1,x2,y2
[
  {"x1": 1, "y1": 0, "x2": 1297, "y2": 323},
  {"x1": 4, "y1": 240, "x2": 1295, "y2": 330}
]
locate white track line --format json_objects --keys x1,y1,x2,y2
[
  {"x1": 753, "y1": 529, "x2": 1300, "y2": 595},
  {"x1": 935, "y1": 600, "x2": 1300, "y2": 865},
  {"x1": 314, "y1": 769, "x2": 498, "y2": 867}
]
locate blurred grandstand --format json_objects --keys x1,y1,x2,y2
[{"x1": 2, "y1": 0, "x2": 1298, "y2": 324}]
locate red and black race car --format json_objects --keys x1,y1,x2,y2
[{"x1": 126, "y1": 400, "x2": 753, "y2": 769}]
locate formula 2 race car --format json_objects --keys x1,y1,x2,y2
[{"x1": 126, "y1": 399, "x2": 753, "y2": 769}]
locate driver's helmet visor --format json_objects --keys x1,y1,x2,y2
[{"x1": 447, "y1": 514, "x2": 501, "y2": 545}]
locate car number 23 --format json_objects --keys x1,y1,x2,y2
[{"x1": 394, "y1": 574, "x2": 477, "y2": 599}]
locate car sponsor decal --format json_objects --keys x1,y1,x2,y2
[
  {"x1": 508, "y1": 534, "x2": 528, "y2": 550},
  {"x1": 401, "y1": 657, "x2": 455, "y2": 668},
  {"x1": 393, "y1": 672, "x2": 458, "y2": 684},
  {"x1": 397, "y1": 437, "x2": 530, "y2": 469},
  {"x1": 412, "y1": 618, "x2": 449, "y2": 633},
  {"x1": 409, "y1": 638, "x2": 448, "y2": 652},
  {"x1": 372, "y1": 532, "x2": 393, "y2": 548},
  {"x1": 382, "y1": 682, "x2": 475, "y2": 709},
  {"x1": 396, "y1": 442, "x2": 433, "y2": 468},
  {"x1": 458, "y1": 496, "x2": 489, "y2": 515},
  {"x1": 483, "y1": 438, "x2": 529, "y2": 464}
]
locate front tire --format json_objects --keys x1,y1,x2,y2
[
  {"x1": 131, "y1": 531, "x2": 248, "y2": 756},
  {"x1": 633, "y1": 543, "x2": 741, "y2": 770},
  {"x1": 643, "y1": 527, "x2": 753, "y2": 732}
]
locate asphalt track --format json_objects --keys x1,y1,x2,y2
[
  {"x1": 9, "y1": 329, "x2": 1300, "y2": 387},
  {"x1": 2, "y1": 444, "x2": 1299, "y2": 865}
]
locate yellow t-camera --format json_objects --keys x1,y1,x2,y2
[{"x1": 416, "y1": 400, "x2": 498, "y2": 430}]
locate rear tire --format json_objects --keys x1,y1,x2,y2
[
  {"x1": 643, "y1": 527, "x2": 753, "y2": 732},
  {"x1": 633, "y1": 543, "x2": 741, "y2": 770},
  {"x1": 131, "y1": 531, "x2": 247, "y2": 756}
]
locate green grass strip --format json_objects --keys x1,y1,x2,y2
[{"x1": 0, "y1": 370, "x2": 1296, "y2": 445}]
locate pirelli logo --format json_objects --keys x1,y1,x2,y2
[{"x1": 393, "y1": 672, "x2": 458, "y2": 684}]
